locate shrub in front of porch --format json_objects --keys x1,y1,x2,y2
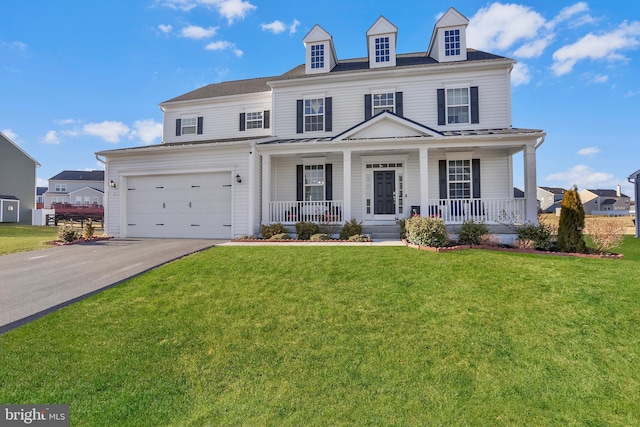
[
  {"x1": 296, "y1": 222, "x2": 320, "y2": 240},
  {"x1": 340, "y1": 219, "x2": 363, "y2": 240},
  {"x1": 457, "y1": 220, "x2": 489, "y2": 246},
  {"x1": 404, "y1": 216, "x2": 449, "y2": 248},
  {"x1": 260, "y1": 223, "x2": 287, "y2": 239}
]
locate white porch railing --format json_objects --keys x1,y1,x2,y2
[
  {"x1": 423, "y1": 198, "x2": 526, "y2": 224},
  {"x1": 269, "y1": 201, "x2": 344, "y2": 224}
]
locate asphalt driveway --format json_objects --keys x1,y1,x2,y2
[{"x1": 0, "y1": 238, "x2": 221, "y2": 334}]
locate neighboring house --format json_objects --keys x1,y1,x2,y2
[
  {"x1": 43, "y1": 170, "x2": 105, "y2": 208},
  {"x1": 537, "y1": 186, "x2": 565, "y2": 213},
  {"x1": 0, "y1": 131, "x2": 40, "y2": 224},
  {"x1": 580, "y1": 187, "x2": 631, "y2": 216},
  {"x1": 97, "y1": 8, "x2": 545, "y2": 239},
  {"x1": 36, "y1": 186, "x2": 47, "y2": 209}
]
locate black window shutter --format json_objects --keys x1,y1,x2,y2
[
  {"x1": 325, "y1": 164, "x2": 333, "y2": 200},
  {"x1": 296, "y1": 100, "x2": 303, "y2": 134},
  {"x1": 439, "y1": 160, "x2": 448, "y2": 199},
  {"x1": 470, "y1": 86, "x2": 479, "y2": 124},
  {"x1": 437, "y1": 89, "x2": 446, "y2": 125},
  {"x1": 175, "y1": 118, "x2": 182, "y2": 136},
  {"x1": 325, "y1": 97, "x2": 332, "y2": 132},
  {"x1": 197, "y1": 117, "x2": 203, "y2": 134},
  {"x1": 239, "y1": 113, "x2": 246, "y2": 131},
  {"x1": 263, "y1": 110, "x2": 270, "y2": 129},
  {"x1": 472, "y1": 159, "x2": 481, "y2": 198},
  {"x1": 364, "y1": 94, "x2": 372, "y2": 120},
  {"x1": 296, "y1": 165, "x2": 304, "y2": 201},
  {"x1": 395, "y1": 91, "x2": 403, "y2": 117}
]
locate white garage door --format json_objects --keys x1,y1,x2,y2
[{"x1": 126, "y1": 172, "x2": 232, "y2": 238}]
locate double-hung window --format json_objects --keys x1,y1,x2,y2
[
  {"x1": 304, "y1": 98, "x2": 324, "y2": 132},
  {"x1": 375, "y1": 37, "x2": 390, "y2": 63},
  {"x1": 447, "y1": 88, "x2": 469, "y2": 124},
  {"x1": 373, "y1": 93, "x2": 395, "y2": 115},
  {"x1": 246, "y1": 112, "x2": 263, "y2": 129},
  {"x1": 448, "y1": 159, "x2": 471, "y2": 199},
  {"x1": 304, "y1": 164, "x2": 325, "y2": 201},
  {"x1": 311, "y1": 44, "x2": 324, "y2": 69},
  {"x1": 55, "y1": 183, "x2": 66, "y2": 192},
  {"x1": 444, "y1": 29, "x2": 461, "y2": 56},
  {"x1": 181, "y1": 117, "x2": 197, "y2": 134}
]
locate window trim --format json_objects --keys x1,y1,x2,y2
[
  {"x1": 54, "y1": 183, "x2": 66, "y2": 192},
  {"x1": 310, "y1": 43, "x2": 325, "y2": 69},
  {"x1": 447, "y1": 159, "x2": 472, "y2": 199},
  {"x1": 304, "y1": 98, "x2": 325, "y2": 132},
  {"x1": 372, "y1": 92, "x2": 395, "y2": 115},
  {"x1": 375, "y1": 36, "x2": 390, "y2": 63},
  {"x1": 303, "y1": 164, "x2": 325, "y2": 201},
  {"x1": 245, "y1": 111, "x2": 263, "y2": 129},
  {"x1": 444, "y1": 29, "x2": 461, "y2": 57},
  {"x1": 446, "y1": 87, "x2": 470, "y2": 125},
  {"x1": 181, "y1": 117, "x2": 197, "y2": 135}
]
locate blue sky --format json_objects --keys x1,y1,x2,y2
[{"x1": 1, "y1": 1, "x2": 639, "y2": 197}]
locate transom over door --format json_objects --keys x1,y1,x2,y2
[{"x1": 374, "y1": 171, "x2": 395, "y2": 215}]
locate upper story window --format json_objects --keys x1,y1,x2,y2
[
  {"x1": 304, "y1": 98, "x2": 324, "y2": 132},
  {"x1": 55, "y1": 183, "x2": 66, "y2": 192},
  {"x1": 304, "y1": 164, "x2": 325, "y2": 201},
  {"x1": 246, "y1": 112, "x2": 263, "y2": 129},
  {"x1": 181, "y1": 117, "x2": 197, "y2": 134},
  {"x1": 448, "y1": 159, "x2": 471, "y2": 199},
  {"x1": 373, "y1": 93, "x2": 395, "y2": 115},
  {"x1": 447, "y1": 88, "x2": 469, "y2": 124},
  {"x1": 375, "y1": 37, "x2": 390, "y2": 63},
  {"x1": 311, "y1": 44, "x2": 324, "y2": 69},
  {"x1": 444, "y1": 29, "x2": 461, "y2": 56}
]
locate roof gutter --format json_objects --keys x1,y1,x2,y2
[{"x1": 534, "y1": 133, "x2": 546, "y2": 149}]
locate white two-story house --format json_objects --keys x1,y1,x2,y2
[{"x1": 97, "y1": 8, "x2": 545, "y2": 239}]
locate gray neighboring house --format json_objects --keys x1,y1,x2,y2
[
  {"x1": 43, "y1": 170, "x2": 105, "y2": 208},
  {"x1": 579, "y1": 187, "x2": 631, "y2": 216},
  {"x1": 0, "y1": 131, "x2": 40, "y2": 224},
  {"x1": 537, "y1": 186, "x2": 565, "y2": 213}
]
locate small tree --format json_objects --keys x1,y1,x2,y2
[{"x1": 557, "y1": 185, "x2": 587, "y2": 253}]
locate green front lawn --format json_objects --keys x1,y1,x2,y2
[
  {"x1": 0, "y1": 224, "x2": 59, "y2": 255},
  {"x1": 1, "y1": 239, "x2": 639, "y2": 426}
]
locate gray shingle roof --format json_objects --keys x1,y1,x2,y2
[
  {"x1": 587, "y1": 189, "x2": 629, "y2": 198},
  {"x1": 539, "y1": 186, "x2": 566, "y2": 194},
  {"x1": 49, "y1": 170, "x2": 104, "y2": 181},
  {"x1": 162, "y1": 49, "x2": 509, "y2": 104}
]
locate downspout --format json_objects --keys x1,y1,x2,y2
[{"x1": 534, "y1": 134, "x2": 546, "y2": 150}]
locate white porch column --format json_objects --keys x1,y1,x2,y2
[
  {"x1": 523, "y1": 143, "x2": 538, "y2": 224},
  {"x1": 419, "y1": 147, "x2": 429, "y2": 215},
  {"x1": 343, "y1": 149, "x2": 352, "y2": 221},
  {"x1": 261, "y1": 154, "x2": 271, "y2": 225},
  {"x1": 247, "y1": 145, "x2": 255, "y2": 235}
]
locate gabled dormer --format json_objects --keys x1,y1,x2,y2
[
  {"x1": 366, "y1": 16, "x2": 398, "y2": 69},
  {"x1": 303, "y1": 24, "x2": 338, "y2": 75},
  {"x1": 427, "y1": 7, "x2": 468, "y2": 63}
]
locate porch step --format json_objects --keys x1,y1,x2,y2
[{"x1": 362, "y1": 224, "x2": 401, "y2": 241}]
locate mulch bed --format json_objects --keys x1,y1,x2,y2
[
  {"x1": 46, "y1": 236, "x2": 114, "y2": 246},
  {"x1": 402, "y1": 240, "x2": 623, "y2": 259}
]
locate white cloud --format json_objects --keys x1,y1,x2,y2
[
  {"x1": 83, "y1": 121, "x2": 130, "y2": 143},
  {"x1": 161, "y1": 0, "x2": 256, "y2": 24},
  {"x1": 1, "y1": 40, "x2": 27, "y2": 52},
  {"x1": 547, "y1": 2, "x2": 590, "y2": 29},
  {"x1": 552, "y1": 21, "x2": 640, "y2": 75},
  {"x1": 513, "y1": 35, "x2": 554, "y2": 58},
  {"x1": 261, "y1": 20, "x2": 286, "y2": 34},
  {"x1": 130, "y1": 119, "x2": 163, "y2": 145},
  {"x1": 545, "y1": 164, "x2": 617, "y2": 189},
  {"x1": 1, "y1": 128, "x2": 19, "y2": 142},
  {"x1": 261, "y1": 19, "x2": 300, "y2": 35},
  {"x1": 158, "y1": 24, "x2": 173, "y2": 33},
  {"x1": 180, "y1": 25, "x2": 218, "y2": 39},
  {"x1": 577, "y1": 146, "x2": 599, "y2": 156},
  {"x1": 467, "y1": 3, "x2": 546, "y2": 52},
  {"x1": 591, "y1": 74, "x2": 609, "y2": 83},
  {"x1": 36, "y1": 178, "x2": 48, "y2": 187},
  {"x1": 55, "y1": 118, "x2": 79, "y2": 125},
  {"x1": 42, "y1": 130, "x2": 61, "y2": 145},
  {"x1": 205, "y1": 40, "x2": 243, "y2": 57},
  {"x1": 511, "y1": 62, "x2": 531, "y2": 86}
]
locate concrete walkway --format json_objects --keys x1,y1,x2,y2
[{"x1": 0, "y1": 238, "x2": 220, "y2": 334}]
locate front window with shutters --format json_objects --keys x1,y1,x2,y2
[
  {"x1": 246, "y1": 112, "x2": 263, "y2": 129},
  {"x1": 373, "y1": 93, "x2": 395, "y2": 115},
  {"x1": 181, "y1": 117, "x2": 197, "y2": 134},
  {"x1": 304, "y1": 164, "x2": 325, "y2": 201},
  {"x1": 448, "y1": 159, "x2": 471, "y2": 199},
  {"x1": 304, "y1": 98, "x2": 324, "y2": 132},
  {"x1": 446, "y1": 88, "x2": 469, "y2": 124}
]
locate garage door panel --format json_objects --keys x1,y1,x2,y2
[{"x1": 126, "y1": 172, "x2": 232, "y2": 239}]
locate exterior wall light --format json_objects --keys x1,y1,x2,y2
[
  {"x1": 109, "y1": 180, "x2": 117, "y2": 188},
  {"x1": 235, "y1": 174, "x2": 242, "y2": 183}
]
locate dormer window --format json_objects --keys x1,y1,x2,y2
[
  {"x1": 375, "y1": 37, "x2": 390, "y2": 63},
  {"x1": 444, "y1": 29, "x2": 461, "y2": 56},
  {"x1": 311, "y1": 44, "x2": 324, "y2": 69}
]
